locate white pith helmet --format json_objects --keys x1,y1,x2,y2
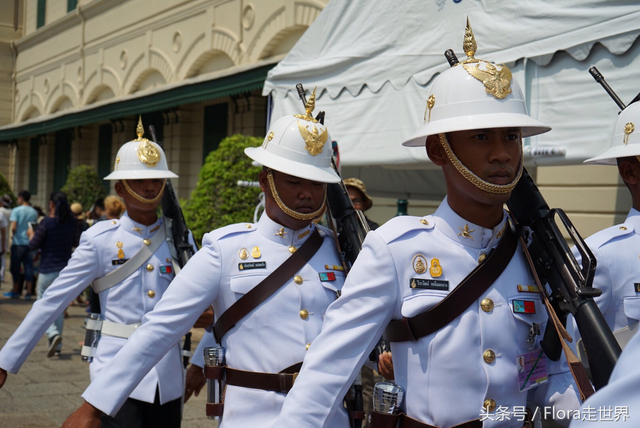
[
  {"x1": 402, "y1": 20, "x2": 550, "y2": 147},
  {"x1": 245, "y1": 89, "x2": 340, "y2": 184},
  {"x1": 104, "y1": 118, "x2": 178, "y2": 181},
  {"x1": 585, "y1": 101, "x2": 640, "y2": 165}
]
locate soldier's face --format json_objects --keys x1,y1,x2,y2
[
  {"x1": 260, "y1": 169, "x2": 326, "y2": 229},
  {"x1": 115, "y1": 179, "x2": 164, "y2": 213}
]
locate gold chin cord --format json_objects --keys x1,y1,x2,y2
[
  {"x1": 122, "y1": 179, "x2": 167, "y2": 204},
  {"x1": 266, "y1": 169, "x2": 326, "y2": 221},
  {"x1": 438, "y1": 133, "x2": 523, "y2": 195}
]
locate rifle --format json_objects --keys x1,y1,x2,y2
[
  {"x1": 507, "y1": 168, "x2": 621, "y2": 390},
  {"x1": 296, "y1": 84, "x2": 370, "y2": 428}
]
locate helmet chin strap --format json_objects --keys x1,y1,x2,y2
[
  {"x1": 438, "y1": 133, "x2": 523, "y2": 195},
  {"x1": 266, "y1": 169, "x2": 326, "y2": 222},
  {"x1": 122, "y1": 179, "x2": 166, "y2": 205}
]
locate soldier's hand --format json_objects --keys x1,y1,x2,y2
[
  {"x1": 0, "y1": 368, "x2": 7, "y2": 388},
  {"x1": 193, "y1": 306, "x2": 214, "y2": 329},
  {"x1": 61, "y1": 401, "x2": 102, "y2": 428},
  {"x1": 184, "y1": 364, "x2": 206, "y2": 403},
  {"x1": 378, "y1": 351, "x2": 394, "y2": 380}
]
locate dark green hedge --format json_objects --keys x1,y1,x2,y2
[
  {"x1": 61, "y1": 165, "x2": 107, "y2": 210},
  {"x1": 184, "y1": 134, "x2": 263, "y2": 244},
  {"x1": 0, "y1": 171, "x2": 15, "y2": 206}
]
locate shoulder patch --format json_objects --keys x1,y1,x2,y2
[
  {"x1": 203, "y1": 223, "x2": 255, "y2": 245},
  {"x1": 586, "y1": 223, "x2": 635, "y2": 249},
  {"x1": 83, "y1": 219, "x2": 120, "y2": 239},
  {"x1": 375, "y1": 215, "x2": 434, "y2": 243}
]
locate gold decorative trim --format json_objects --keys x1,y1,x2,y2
[
  {"x1": 297, "y1": 121, "x2": 328, "y2": 156},
  {"x1": 624, "y1": 122, "x2": 635, "y2": 145},
  {"x1": 438, "y1": 134, "x2": 522, "y2": 195},
  {"x1": 293, "y1": 87, "x2": 320, "y2": 123}
]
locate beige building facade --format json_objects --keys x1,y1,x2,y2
[{"x1": 0, "y1": 0, "x2": 629, "y2": 239}]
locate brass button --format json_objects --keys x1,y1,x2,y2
[
  {"x1": 111, "y1": 220, "x2": 117, "y2": 224},
  {"x1": 620, "y1": 226, "x2": 628, "y2": 231},
  {"x1": 305, "y1": 343, "x2": 311, "y2": 351},
  {"x1": 300, "y1": 309, "x2": 309, "y2": 320},
  {"x1": 480, "y1": 298, "x2": 494, "y2": 312},
  {"x1": 143, "y1": 239, "x2": 151, "y2": 246},
  {"x1": 483, "y1": 349, "x2": 496, "y2": 364},
  {"x1": 146, "y1": 264, "x2": 154, "y2": 272},
  {"x1": 289, "y1": 246, "x2": 297, "y2": 254},
  {"x1": 294, "y1": 275, "x2": 303, "y2": 285},
  {"x1": 420, "y1": 219, "x2": 429, "y2": 225},
  {"x1": 245, "y1": 224, "x2": 252, "y2": 228},
  {"x1": 148, "y1": 290, "x2": 156, "y2": 298},
  {"x1": 483, "y1": 399, "x2": 496, "y2": 413},
  {"x1": 478, "y1": 253, "x2": 487, "y2": 263}
]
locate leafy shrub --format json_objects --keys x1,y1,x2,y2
[
  {"x1": 61, "y1": 165, "x2": 107, "y2": 210},
  {"x1": 184, "y1": 134, "x2": 263, "y2": 244},
  {"x1": 0, "y1": 171, "x2": 15, "y2": 206}
]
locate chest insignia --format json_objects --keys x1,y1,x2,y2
[
  {"x1": 430, "y1": 258, "x2": 443, "y2": 278},
  {"x1": 517, "y1": 284, "x2": 539, "y2": 293},
  {"x1": 160, "y1": 265, "x2": 173, "y2": 274},
  {"x1": 112, "y1": 258, "x2": 130, "y2": 265},
  {"x1": 513, "y1": 299, "x2": 536, "y2": 314},
  {"x1": 410, "y1": 278, "x2": 449, "y2": 291},
  {"x1": 325, "y1": 264, "x2": 344, "y2": 271},
  {"x1": 116, "y1": 241, "x2": 125, "y2": 259},
  {"x1": 238, "y1": 248, "x2": 249, "y2": 260},
  {"x1": 635, "y1": 283, "x2": 640, "y2": 293},
  {"x1": 412, "y1": 254, "x2": 427, "y2": 274},
  {"x1": 251, "y1": 246, "x2": 261, "y2": 259},
  {"x1": 319, "y1": 272, "x2": 336, "y2": 282},
  {"x1": 239, "y1": 261, "x2": 267, "y2": 270}
]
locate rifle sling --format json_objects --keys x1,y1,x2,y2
[
  {"x1": 213, "y1": 228, "x2": 323, "y2": 342},
  {"x1": 384, "y1": 225, "x2": 517, "y2": 343}
]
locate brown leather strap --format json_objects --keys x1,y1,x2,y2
[
  {"x1": 213, "y1": 228, "x2": 324, "y2": 342},
  {"x1": 516, "y1": 232, "x2": 595, "y2": 401},
  {"x1": 403, "y1": 414, "x2": 482, "y2": 428},
  {"x1": 225, "y1": 361, "x2": 303, "y2": 393},
  {"x1": 370, "y1": 411, "x2": 402, "y2": 428},
  {"x1": 206, "y1": 403, "x2": 224, "y2": 417},
  {"x1": 384, "y1": 226, "x2": 517, "y2": 342},
  {"x1": 370, "y1": 411, "x2": 481, "y2": 428},
  {"x1": 204, "y1": 365, "x2": 224, "y2": 380}
]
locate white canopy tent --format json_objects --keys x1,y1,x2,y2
[{"x1": 263, "y1": 0, "x2": 640, "y2": 199}]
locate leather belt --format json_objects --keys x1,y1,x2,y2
[
  {"x1": 224, "y1": 362, "x2": 302, "y2": 394},
  {"x1": 370, "y1": 411, "x2": 481, "y2": 428}
]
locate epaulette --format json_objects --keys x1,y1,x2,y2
[
  {"x1": 83, "y1": 219, "x2": 120, "y2": 238},
  {"x1": 202, "y1": 223, "x2": 255, "y2": 245},
  {"x1": 586, "y1": 223, "x2": 635, "y2": 250},
  {"x1": 316, "y1": 224, "x2": 335, "y2": 238},
  {"x1": 375, "y1": 215, "x2": 434, "y2": 243}
]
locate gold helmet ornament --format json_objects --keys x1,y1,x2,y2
[
  {"x1": 104, "y1": 117, "x2": 177, "y2": 204},
  {"x1": 403, "y1": 18, "x2": 551, "y2": 195}
]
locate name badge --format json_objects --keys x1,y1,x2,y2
[
  {"x1": 517, "y1": 348, "x2": 548, "y2": 392},
  {"x1": 634, "y1": 283, "x2": 640, "y2": 293},
  {"x1": 513, "y1": 299, "x2": 536, "y2": 314},
  {"x1": 112, "y1": 259, "x2": 130, "y2": 265},
  {"x1": 410, "y1": 278, "x2": 449, "y2": 291},
  {"x1": 319, "y1": 272, "x2": 336, "y2": 282},
  {"x1": 239, "y1": 261, "x2": 267, "y2": 270},
  {"x1": 160, "y1": 265, "x2": 173, "y2": 274}
]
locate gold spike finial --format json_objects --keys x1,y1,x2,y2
[
  {"x1": 136, "y1": 116, "x2": 144, "y2": 140},
  {"x1": 294, "y1": 86, "x2": 320, "y2": 123},
  {"x1": 463, "y1": 17, "x2": 477, "y2": 61}
]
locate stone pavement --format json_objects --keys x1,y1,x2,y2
[{"x1": 0, "y1": 274, "x2": 216, "y2": 428}]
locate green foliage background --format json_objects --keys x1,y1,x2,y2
[
  {"x1": 184, "y1": 134, "x2": 263, "y2": 244},
  {"x1": 0, "y1": 172, "x2": 16, "y2": 207},
  {"x1": 61, "y1": 165, "x2": 107, "y2": 210}
]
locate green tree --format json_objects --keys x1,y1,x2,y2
[
  {"x1": 0, "y1": 171, "x2": 16, "y2": 206},
  {"x1": 184, "y1": 134, "x2": 263, "y2": 244},
  {"x1": 61, "y1": 165, "x2": 107, "y2": 210}
]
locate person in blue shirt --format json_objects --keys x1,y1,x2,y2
[{"x1": 4, "y1": 190, "x2": 38, "y2": 300}]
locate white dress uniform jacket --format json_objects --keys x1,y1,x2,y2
[
  {"x1": 273, "y1": 198, "x2": 581, "y2": 428},
  {"x1": 572, "y1": 208, "x2": 640, "y2": 335},
  {"x1": 0, "y1": 213, "x2": 185, "y2": 404},
  {"x1": 81, "y1": 213, "x2": 348, "y2": 427}
]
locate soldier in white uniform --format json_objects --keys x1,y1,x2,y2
[
  {"x1": 0, "y1": 122, "x2": 194, "y2": 428},
  {"x1": 62, "y1": 96, "x2": 350, "y2": 427},
  {"x1": 272, "y1": 23, "x2": 581, "y2": 428},
  {"x1": 570, "y1": 100, "x2": 640, "y2": 354}
]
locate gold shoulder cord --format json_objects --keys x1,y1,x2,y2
[{"x1": 266, "y1": 169, "x2": 326, "y2": 221}]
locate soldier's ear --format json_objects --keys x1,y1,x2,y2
[
  {"x1": 426, "y1": 135, "x2": 447, "y2": 166},
  {"x1": 618, "y1": 159, "x2": 639, "y2": 186},
  {"x1": 258, "y1": 169, "x2": 270, "y2": 194}
]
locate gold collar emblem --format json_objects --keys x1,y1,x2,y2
[
  {"x1": 624, "y1": 122, "x2": 635, "y2": 145},
  {"x1": 461, "y1": 18, "x2": 512, "y2": 100},
  {"x1": 275, "y1": 227, "x2": 287, "y2": 238},
  {"x1": 458, "y1": 224, "x2": 475, "y2": 239}
]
